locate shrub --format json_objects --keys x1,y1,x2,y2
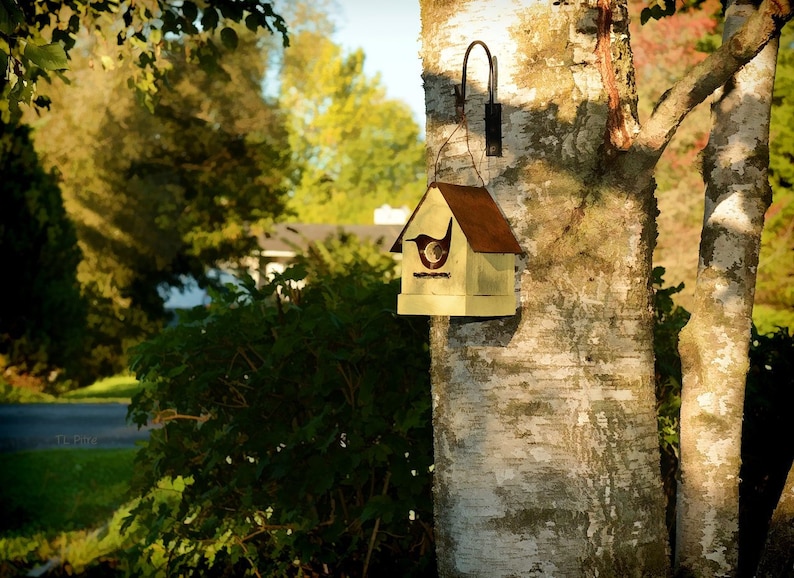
[
  {"x1": 126, "y1": 258, "x2": 791, "y2": 576},
  {"x1": 125, "y1": 253, "x2": 434, "y2": 577}
]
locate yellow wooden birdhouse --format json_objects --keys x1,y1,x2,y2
[{"x1": 390, "y1": 182, "x2": 523, "y2": 316}]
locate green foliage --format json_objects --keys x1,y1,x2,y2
[
  {"x1": 0, "y1": 121, "x2": 87, "y2": 389},
  {"x1": 279, "y1": 11, "x2": 425, "y2": 224},
  {"x1": 25, "y1": 26, "x2": 292, "y2": 382},
  {"x1": 0, "y1": 0, "x2": 287, "y2": 120},
  {"x1": 125, "y1": 251, "x2": 434, "y2": 576},
  {"x1": 640, "y1": 0, "x2": 718, "y2": 24},
  {"x1": 0, "y1": 381, "x2": 56, "y2": 403},
  {"x1": 755, "y1": 26, "x2": 794, "y2": 329},
  {"x1": 752, "y1": 304, "x2": 794, "y2": 336},
  {"x1": 769, "y1": 27, "x2": 794, "y2": 190},
  {"x1": 100, "y1": 26, "x2": 291, "y2": 265},
  {"x1": 17, "y1": 3, "x2": 427, "y2": 385},
  {"x1": 652, "y1": 267, "x2": 690, "y2": 459},
  {"x1": 295, "y1": 230, "x2": 402, "y2": 284}
]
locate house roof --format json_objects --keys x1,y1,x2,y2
[
  {"x1": 390, "y1": 182, "x2": 523, "y2": 254},
  {"x1": 258, "y1": 223, "x2": 404, "y2": 256}
]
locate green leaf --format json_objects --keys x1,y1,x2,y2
[
  {"x1": 0, "y1": 0, "x2": 24, "y2": 36},
  {"x1": 24, "y1": 42, "x2": 69, "y2": 71},
  {"x1": 220, "y1": 27, "x2": 238, "y2": 50},
  {"x1": 181, "y1": 1, "x2": 198, "y2": 23},
  {"x1": 245, "y1": 13, "x2": 260, "y2": 32},
  {"x1": 361, "y1": 495, "x2": 395, "y2": 523},
  {"x1": 200, "y1": 7, "x2": 219, "y2": 30}
]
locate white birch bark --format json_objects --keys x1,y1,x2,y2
[
  {"x1": 420, "y1": 1, "x2": 669, "y2": 575},
  {"x1": 675, "y1": 2, "x2": 779, "y2": 575}
]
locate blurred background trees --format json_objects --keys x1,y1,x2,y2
[
  {"x1": 279, "y1": 23, "x2": 425, "y2": 223},
  {"x1": 26, "y1": 26, "x2": 292, "y2": 382},
  {"x1": 0, "y1": 0, "x2": 288, "y2": 121},
  {"x1": 630, "y1": 0, "x2": 794, "y2": 332},
  {"x1": 756, "y1": 23, "x2": 794, "y2": 330},
  {"x1": 3, "y1": 2, "x2": 426, "y2": 389},
  {"x1": 0, "y1": 122, "x2": 87, "y2": 388}
]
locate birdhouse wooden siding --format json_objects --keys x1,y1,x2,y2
[{"x1": 391, "y1": 182, "x2": 522, "y2": 317}]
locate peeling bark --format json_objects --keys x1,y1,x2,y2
[
  {"x1": 675, "y1": 2, "x2": 779, "y2": 576},
  {"x1": 596, "y1": 0, "x2": 633, "y2": 152}
]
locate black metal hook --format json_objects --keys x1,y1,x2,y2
[{"x1": 455, "y1": 40, "x2": 502, "y2": 157}]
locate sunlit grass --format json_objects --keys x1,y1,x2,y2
[
  {"x1": 0, "y1": 375, "x2": 143, "y2": 404},
  {"x1": 0, "y1": 449, "x2": 144, "y2": 575},
  {"x1": 0, "y1": 452, "x2": 187, "y2": 576},
  {"x1": 60, "y1": 375, "x2": 142, "y2": 403},
  {"x1": 0, "y1": 500, "x2": 141, "y2": 576},
  {"x1": 0, "y1": 383, "x2": 57, "y2": 403},
  {"x1": 0, "y1": 448, "x2": 138, "y2": 535}
]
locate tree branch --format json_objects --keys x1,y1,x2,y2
[
  {"x1": 624, "y1": 0, "x2": 791, "y2": 176},
  {"x1": 153, "y1": 408, "x2": 211, "y2": 424}
]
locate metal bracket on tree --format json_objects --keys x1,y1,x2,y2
[{"x1": 455, "y1": 40, "x2": 502, "y2": 157}]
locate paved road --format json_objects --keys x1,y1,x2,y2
[{"x1": 0, "y1": 403, "x2": 156, "y2": 453}]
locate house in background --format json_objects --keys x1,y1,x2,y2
[
  {"x1": 162, "y1": 205, "x2": 409, "y2": 312},
  {"x1": 254, "y1": 204, "x2": 409, "y2": 281}
]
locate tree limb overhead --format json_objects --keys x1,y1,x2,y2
[{"x1": 625, "y1": 0, "x2": 791, "y2": 176}]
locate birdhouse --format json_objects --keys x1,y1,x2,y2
[{"x1": 390, "y1": 182, "x2": 523, "y2": 317}]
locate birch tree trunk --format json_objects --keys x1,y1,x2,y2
[
  {"x1": 420, "y1": 1, "x2": 669, "y2": 575},
  {"x1": 675, "y1": 2, "x2": 779, "y2": 576}
]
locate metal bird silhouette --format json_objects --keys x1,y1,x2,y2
[{"x1": 407, "y1": 218, "x2": 453, "y2": 270}]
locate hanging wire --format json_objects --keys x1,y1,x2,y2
[
  {"x1": 463, "y1": 115, "x2": 486, "y2": 187},
  {"x1": 433, "y1": 116, "x2": 462, "y2": 183},
  {"x1": 433, "y1": 113, "x2": 485, "y2": 188}
]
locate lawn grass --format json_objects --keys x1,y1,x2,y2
[
  {"x1": 0, "y1": 448, "x2": 142, "y2": 575},
  {"x1": 0, "y1": 378, "x2": 157, "y2": 574},
  {"x1": 0, "y1": 375, "x2": 143, "y2": 404},
  {"x1": 0, "y1": 448, "x2": 138, "y2": 535},
  {"x1": 0, "y1": 448, "x2": 188, "y2": 577},
  {"x1": 60, "y1": 375, "x2": 142, "y2": 404}
]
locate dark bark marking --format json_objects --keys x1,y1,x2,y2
[{"x1": 595, "y1": 0, "x2": 632, "y2": 152}]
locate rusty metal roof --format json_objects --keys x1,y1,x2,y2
[{"x1": 391, "y1": 182, "x2": 523, "y2": 254}]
